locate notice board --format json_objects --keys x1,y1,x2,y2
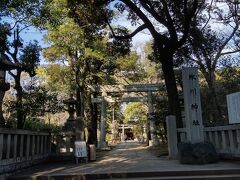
[{"x1": 74, "y1": 141, "x2": 87, "y2": 158}]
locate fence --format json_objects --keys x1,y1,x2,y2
[
  {"x1": 53, "y1": 132, "x2": 75, "y2": 154},
  {"x1": 176, "y1": 124, "x2": 240, "y2": 157},
  {"x1": 204, "y1": 124, "x2": 240, "y2": 157},
  {"x1": 0, "y1": 128, "x2": 51, "y2": 175}
]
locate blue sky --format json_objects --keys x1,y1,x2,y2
[{"x1": 2, "y1": 11, "x2": 152, "y2": 64}]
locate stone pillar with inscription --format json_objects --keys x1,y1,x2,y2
[{"x1": 182, "y1": 67, "x2": 204, "y2": 143}]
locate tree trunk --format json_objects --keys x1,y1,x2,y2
[
  {"x1": 90, "y1": 92, "x2": 98, "y2": 145},
  {"x1": 86, "y1": 92, "x2": 97, "y2": 145},
  {"x1": 75, "y1": 87, "x2": 81, "y2": 117},
  {"x1": 160, "y1": 52, "x2": 182, "y2": 128},
  {"x1": 0, "y1": 90, "x2": 5, "y2": 126},
  {"x1": 15, "y1": 71, "x2": 24, "y2": 129},
  {"x1": 204, "y1": 72, "x2": 223, "y2": 124}
]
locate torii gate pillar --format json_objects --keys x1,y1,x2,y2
[
  {"x1": 99, "y1": 96, "x2": 107, "y2": 148},
  {"x1": 148, "y1": 91, "x2": 159, "y2": 146}
]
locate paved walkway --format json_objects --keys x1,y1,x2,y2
[{"x1": 12, "y1": 141, "x2": 240, "y2": 178}]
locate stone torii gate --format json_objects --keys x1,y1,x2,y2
[{"x1": 92, "y1": 83, "x2": 164, "y2": 148}]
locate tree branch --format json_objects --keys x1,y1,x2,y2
[
  {"x1": 213, "y1": 23, "x2": 239, "y2": 68},
  {"x1": 201, "y1": 0, "x2": 214, "y2": 31},
  {"x1": 107, "y1": 22, "x2": 147, "y2": 40},
  {"x1": 220, "y1": 49, "x2": 240, "y2": 56},
  {"x1": 120, "y1": 0, "x2": 166, "y2": 42},
  {"x1": 139, "y1": 0, "x2": 168, "y2": 27},
  {"x1": 160, "y1": 0, "x2": 178, "y2": 41},
  {"x1": 8, "y1": 71, "x2": 16, "y2": 79},
  {"x1": 108, "y1": 22, "x2": 147, "y2": 40},
  {"x1": 178, "y1": 0, "x2": 201, "y2": 47}
]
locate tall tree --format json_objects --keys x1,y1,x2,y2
[
  {"x1": 40, "y1": 0, "x2": 131, "y2": 142},
  {"x1": 178, "y1": 0, "x2": 240, "y2": 123},
  {"x1": 67, "y1": 0, "x2": 205, "y2": 127},
  {"x1": 1, "y1": 0, "x2": 43, "y2": 128},
  {"x1": 6, "y1": 29, "x2": 41, "y2": 128}
]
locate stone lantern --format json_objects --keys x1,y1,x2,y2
[
  {"x1": 0, "y1": 53, "x2": 18, "y2": 127},
  {"x1": 63, "y1": 94, "x2": 78, "y2": 131},
  {"x1": 62, "y1": 95, "x2": 78, "y2": 153}
]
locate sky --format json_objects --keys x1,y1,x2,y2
[
  {"x1": 7, "y1": 24, "x2": 151, "y2": 65},
  {"x1": 2, "y1": 12, "x2": 152, "y2": 64}
]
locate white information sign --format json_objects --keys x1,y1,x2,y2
[
  {"x1": 227, "y1": 92, "x2": 240, "y2": 124},
  {"x1": 74, "y1": 141, "x2": 87, "y2": 158}
]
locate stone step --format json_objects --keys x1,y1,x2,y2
[
  {"x1": 114, "y1": 174, "x2": 240, "y2": 180},
  {"x1": 9, "y1": 169, "x2": 240, "y2": 180}
]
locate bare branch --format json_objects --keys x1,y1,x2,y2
[
  {"x1": 8, "y1": 71, "x2": 16, "y2": 78},
  {"x1": 220, "y1": 49, "x2": 240, "y2": 56},
  {"x1": 213, "y1": 23, "x2": 239, "y2": 68},
  {"x1": 201, "y1": 0, "x2": 214, "y2": 31}
]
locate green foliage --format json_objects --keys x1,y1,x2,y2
[
  {"x1": 124, "y1": 102, "x2": 147, "y2": 124},
  {"x1": 0, "y1": 0, "x2": 42, "y2": 21},
  {"x1": 20, "y1": 41, "x2": 41, "y2": 77},
  {"x1": 24, "y1": 118, "x2": 62, "y2": 132},
  {"x1": 0, "y1": 23, "x2": 11, "y2": 52},
  {"x1": 67, "y1": 0, "x2": 111, "y2": 36},
  {"x1": 115, "y1": 52, "x2": 144, "y2": 83},
  {"x1": 201, "y1": 67, "x2": 240, "y2": 126},
  {"x1": 36, "y1": 64, "x2": 74, "y2": 93},
  {"x1": 23, "y1": 86, "x2": 64, "y2": 116},
  {"x1": 3, "y1": 82, "x2": 64, "y2": 129},
  {"x1": 124, "y1": 102, "x2": 147, "y2": 137}
]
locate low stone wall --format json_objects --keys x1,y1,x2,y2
[
  {"x1": 176, "y1": 124, "x2": 240, "y2": 158},
  {"x1": 0, "y1": 128, "x2": 51, "y2": 175},
  {"x1": 205, "y1": 124, "x2": 240, "y2": 158}
]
